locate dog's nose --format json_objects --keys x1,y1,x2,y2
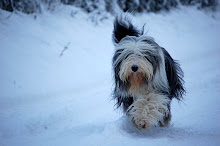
[{"x1": 131, "y1": 65, "x2": 138, "y2": 72}]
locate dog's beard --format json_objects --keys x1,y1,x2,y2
[{"x1": 129, "y1": 72, "x2": 145, "y2": 92}]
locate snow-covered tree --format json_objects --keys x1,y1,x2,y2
[{"x1": 0, "y1": 0, "x2": 218, "y2": 14}]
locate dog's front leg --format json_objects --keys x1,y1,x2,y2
[{"x1": 127, "y1": 93, "x2": 170, "y2": 130}]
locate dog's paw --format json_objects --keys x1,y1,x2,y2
[
  {"x1": 127, "y1": 96, "x2": 168, "y2": 130},
  {"x1": 128, "y1": 105, "x2": 153, "y2": 130},
  {"x1": 131, "y1": 116, "x2": 151, "y2": 130}
]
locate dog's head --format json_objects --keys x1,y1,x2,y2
[{"x1": 112, "y1": 16, "x2": 161, "y2": 93}]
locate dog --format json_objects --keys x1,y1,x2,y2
[{"x1": 112, "y1": 15, "x2": 185, "y2": 130}]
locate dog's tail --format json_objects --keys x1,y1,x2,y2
[{"x1": 112, "y1": 14, "x2": 142, "y2": 44}]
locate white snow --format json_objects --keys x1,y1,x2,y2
[{"x1": 0, "y1": 5, "x2": 220, "y2": 146}]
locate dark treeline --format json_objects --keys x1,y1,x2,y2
[{"x1": 0, "y1": 0, "x2": 218, "y2": 14}]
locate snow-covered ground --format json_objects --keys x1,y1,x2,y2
[{"x1": 0, "y1": 5, "x2": 220, "y2": 146}]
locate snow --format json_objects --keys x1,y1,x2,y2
[{"x1": 0, "y1": 5, "x2": 220, "y2": 146}]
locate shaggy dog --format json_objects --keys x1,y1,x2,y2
[{"x1": 112, "y1": 15, "x2": 185, "y2": 130}]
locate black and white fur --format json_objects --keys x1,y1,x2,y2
[{"x1": 112, "y1": 15, "x2": 185, "y2": 130}]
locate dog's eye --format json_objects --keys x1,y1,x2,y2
[
  {"x1": 116, "y1": 49, "x2": 123, "y2": 54},
  {"x1": 124, "y1": 53, "x2": 133, "y2": 59},
  {"x1": 144, "y1": 56, "x2": 153, "y2": 63}
]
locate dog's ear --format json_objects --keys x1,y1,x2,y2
[
  {"x1": 112, "y1": 15, "x2": 140, "y2": 44},
  {"x1": 162, "y1": 48, "x2": 185, "y2": 100}
]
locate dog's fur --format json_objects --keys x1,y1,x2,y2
[{"x1": 112, "y1": 15, "x2": 185, "y2": 130}]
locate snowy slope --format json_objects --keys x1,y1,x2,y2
[{"x1": 0, "y1": 5, "x2": 220, "y2": 146}]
